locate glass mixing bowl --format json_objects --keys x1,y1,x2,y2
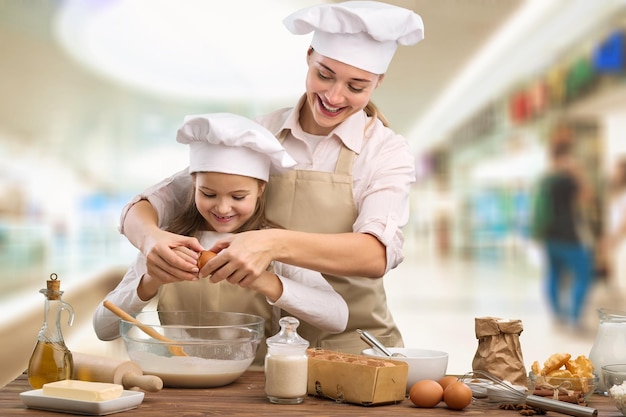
[{"x1": 120, "y1": 311, "x2": 264, "y2": 388}]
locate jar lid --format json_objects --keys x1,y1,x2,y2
[{"x1": 267, "y1": 316, "x2": 309, "y2": 351}]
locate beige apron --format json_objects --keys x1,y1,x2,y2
[
  {"x1": 158, "y1": 258, "x2": 276, "y2": 367},
  {"x1": 265, "y1": 141, "x2": 404, "y2": 354}
]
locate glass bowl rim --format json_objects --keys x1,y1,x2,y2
[
  {"x1": 602, "y1": 364, "x2": 626, "y2": 373},
  {"x1": 528, "y1": 371, "x2": 599, "y2": 386},
  {"x1": 120, "y1": 310, "x2": 266, "y2": 329}
]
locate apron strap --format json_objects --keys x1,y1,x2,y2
[{"x1": 335, "y1": 146, "x2": 355, "y2": 176}]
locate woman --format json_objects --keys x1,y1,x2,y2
[
  {"x1": 94, "y1": 113, "x2": 348, "y2": 365},
  {"x1": 120, "y1": 2, "x2": 424, "y2": 353}
]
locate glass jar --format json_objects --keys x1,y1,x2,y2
[
  {"x1": 589, "y1": 308, "x2": 626, "y2": 394},
  {"x1": 27, "y1": 273, "x2": 75, "y2": 389},
  {"x1": 264, "y1": 316, "x2": 309, "y2": 404}
]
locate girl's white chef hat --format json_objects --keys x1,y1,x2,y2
[
  {"x1": 283, "y1": 1, "x2": 424, "y2": 74},
  {"x1": 176, "y1": 113, "x2": 296, "y2": 181}
]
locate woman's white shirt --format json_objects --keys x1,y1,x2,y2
[{"x1": 119, "y1": 97, "x2": 416, "y2": 272}]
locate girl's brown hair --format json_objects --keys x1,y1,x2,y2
[{"x1": 166, "y1": 173, "x2": 283, "y2": 236}]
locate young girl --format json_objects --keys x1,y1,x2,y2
[{"x1": 93, "y1": 113, "x2": 349, "y2": 364}]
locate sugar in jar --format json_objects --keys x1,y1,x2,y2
[{"x1": 264, "y1": 316, "x2": 309, "y2": 404}]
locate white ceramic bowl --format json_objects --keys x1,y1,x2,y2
[
  {"x1": 120, "y1": 311, "x2": 264, "y2": 388},
  {"x1": 362, "y1": 347, "x2": 449, "y2": 391}
]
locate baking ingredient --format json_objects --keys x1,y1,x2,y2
[
  {"x1": 28, "y1": 342, "x2": 74, "y2": 390},
  {"x1": 438, "y1": 375, "x2": 458, "y2": 391},
  {"x1": 197, "y1": 250, "x2": 217, "y2": 269},
  {"x1": 264, "y1": 355, "x2": 308, "y2": 399},
  {"x1": 42, "y1": 380, "x2": 123, "y2": 401},
  {"x1": 265, "y1": 316, "x2": 309, "y2": 404},
  {"x1": 589, "y1": 308, "x2": 626, "y2": 393},
  {"x1": 609, "y1": 382, "x2": 626, "y2": 413},
  {"x1": 28, "y1": 274, "x2": 74, "y2": 389},
  {"x1": 409, "y1": 379, "x2": 443, "y2": 408},
  {"x1": 443, "y1": 381, "x2": 473, "y2": 410},
  {"x1": 130, "y1": 351, "x2": 252, "y2": 387}
]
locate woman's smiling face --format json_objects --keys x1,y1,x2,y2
[
  {"x1": 194, "y1": 172, "x2": 264, "y2": 233},
  {"x1": 302, "y1": 49, "x2": 383, "y2": 135}
]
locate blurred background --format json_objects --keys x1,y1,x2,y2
[{"x1": 2, "y1": 0, "x2": 626, "y2": 386}]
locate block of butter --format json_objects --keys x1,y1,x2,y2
[{"x1": 42, "y1": 380, "x2": 124, "y2": 402}]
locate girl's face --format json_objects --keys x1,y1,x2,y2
[
  {"x1": 194, "y1": 172, "x2": 264, "y2": 233},
  {"x1": 302, "y1": 49, "x2": 383, "y2": 136}
]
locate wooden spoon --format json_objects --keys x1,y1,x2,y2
[{"x1": 103, "y1": 300, "x2": 188, "y2": 357}]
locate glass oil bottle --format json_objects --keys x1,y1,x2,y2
[{"x1": 27, "y1": 273, "x2": 75, "y2": 389}]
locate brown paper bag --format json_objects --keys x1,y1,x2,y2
[{"x1": 472, "y1": 317, "x2": 527, "y2": 386}]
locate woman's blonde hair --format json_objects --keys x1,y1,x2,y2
[{"x1": 364, "y1": 101, "x2": 389, "y2": 129}]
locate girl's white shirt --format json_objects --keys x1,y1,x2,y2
[{"x1": 93, "y1": 231, "x2": 348, "y2": 341}]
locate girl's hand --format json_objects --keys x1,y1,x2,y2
[
  {"x1": 144, "y1": 229, "x2": 204, "y2": 283},
  {"x1": 138, "y1": 244, "x2": 202, "y2": 301}
]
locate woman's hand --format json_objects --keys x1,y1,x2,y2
[
  {"x1": 203, "y1": 230, "x2": 276, "y2": 286},
  {"x1": 144, "y1": 229, "x2": 205, "y2": 283},
  {"x1": 203, "y1": 228, "x2": 387, "y2": 279}
]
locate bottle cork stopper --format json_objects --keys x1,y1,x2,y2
[{"x1": 46, "y1": 273, "x2": 61, "y2": 300}]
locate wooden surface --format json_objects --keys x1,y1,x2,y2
[{"x1": 2, "y1": 371, "x2": 624, "y2": 416}]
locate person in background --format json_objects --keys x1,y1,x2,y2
[
  {"x1": 118, "y1": 1, "x2": 423, "y2": 353},
  {"x1": 93, "y1": 113, "x2": 348, "y2": 365},
  {"x1": 531, "y1": 124, "x2": 594, "y2": 330},
  {"x1": 606, "y1": 156, "x2": 626, "y2": 299}
]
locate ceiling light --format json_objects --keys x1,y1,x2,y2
[{"x1": 53, "y1": 0, "x2": 321, "y2": 102}]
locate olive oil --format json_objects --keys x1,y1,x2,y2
[
  {"x1": 28, "y1": 341, "x2": 73, "y2": 389},
  {"x1": 27, "y1": 273, "x2": 74, "y2": 389}
]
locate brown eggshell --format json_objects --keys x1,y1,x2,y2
[
  {"x1": 197, "y1": 250, "x2": 217, "y2": 269},
  {"x1": 437, "y1": 375, "x2": 458, "y2": 391},
  {"x1": 409, "y1": 379, "x2": 444, "y2": 408},
  {"x1": 443, "y1": 381, "x2": 473, "y2": 410}
]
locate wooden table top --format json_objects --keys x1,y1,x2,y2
[{"x1": 2, "y1": 371, "x2": 623, "y2": 416}]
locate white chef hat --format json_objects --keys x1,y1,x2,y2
[
  {"x1": 283, "y1": 1, "x2": 424, "y2": 74},
  {"x1": 176, "y1": 113, "x2": 296, "y2": 181}
]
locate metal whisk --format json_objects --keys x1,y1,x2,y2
[
  {"x1": 356, "y1": 329, "x2": 406, "y2": 357},
  {"x1": 462, "y1": 370, "x2": 597, "y2": 417}
]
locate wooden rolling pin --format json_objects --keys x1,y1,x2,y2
[{"x1": 73, "y1": 352, "x2": 163, "y2": 392}]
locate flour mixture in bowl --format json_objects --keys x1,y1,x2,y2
[{"x1": 120, "y1": 311, "x2": 264, "y2": 388}]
